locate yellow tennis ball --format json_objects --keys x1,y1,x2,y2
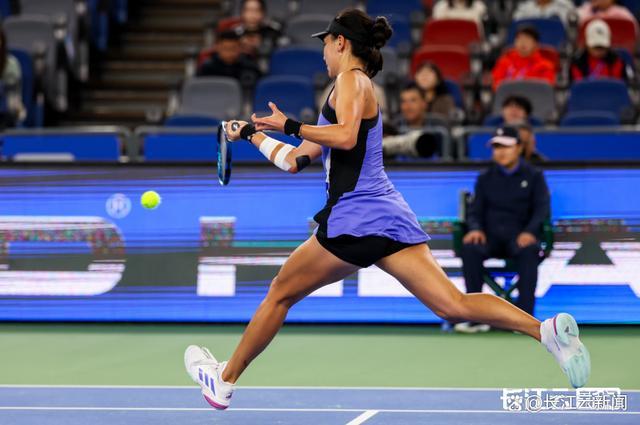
[{"x1": 141, "y1": 191, "x2": 161, "y2": 210}]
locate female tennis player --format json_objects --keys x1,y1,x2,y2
[{"x1": 185, "y1": 9, "x2": 590, "y2": 409}]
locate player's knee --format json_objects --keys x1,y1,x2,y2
[
  {"x1": 265, "y1": 275, "x2": 298, "y2": 309},
  {"x1": 434, "y1": 293, "x2": 467, "y2": 322}
]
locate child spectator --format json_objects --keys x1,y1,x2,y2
[
  {"x1": 491, "y1": 25, "x2": 556, "y2": 90},
  {"x1": 570, "y1": 19, "x2": 631, "y2": 82}
]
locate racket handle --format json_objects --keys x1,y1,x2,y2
[{"x1": 230, "y1": 121, "x2": 240, "y2": 131}]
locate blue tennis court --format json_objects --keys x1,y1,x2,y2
[{"x1": 1, "y1": 386, "x2": 637, "y2": 424}]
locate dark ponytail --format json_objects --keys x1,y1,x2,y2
[{"x1": 333, "y1": 9, "x2": 393, "y2": 78}]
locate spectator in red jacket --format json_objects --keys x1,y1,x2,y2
[
  {"x1": 491, "y1": 25, "x2": 556, "y2": 90},
  {"x1": 570, "y1": 19, "x2": 631, "y2": 82}
]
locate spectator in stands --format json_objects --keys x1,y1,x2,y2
[
  {"x1": 513, "y1": 0, "x2": 576, "y2": 27},
  {"x1": 456, "y1": 126, "x2": 550, "y2": 332},
  {"x1": 491, "y1": 25, "x2": 556, "y2": 90},
  {"x1": 0, "y1": 28, "x2": 24, "y2": 127},
  {"x1": 414, "y1": 62, "x2": 457, "y2": 121},
  {"x1": 396, "y1": 82, "x2": 428, "y2": 132},
  {"x1": 197, "y1": 28, "x2": 261, "y2": 84},
  {"x1": 431, "y1": 0, "x2": 487, "y2": 29},
  {"x1": 489, "y1": 97, "x2": 547, "y2": 162},
  {"x1": 570, "y1": 19, "x2": 630, "y2": 82},
  {"x1": 518, "y1": 123, "x2": 547, "y2": 164},
  {"x1": 577, "y1": 0, "x2": 638, "y2": 32},
  {"x1": 235, "y1": 0, "x2": 282, "y2": 56},
  {"x1": 503, "y1": 95, "x2": 532, "y2": 124},
  {"x1": 382, "y1": 83, "x2": 441, "y2": 158},
  {"x1": 489, "y1": 95, "x2": 536, "y2": 126}
]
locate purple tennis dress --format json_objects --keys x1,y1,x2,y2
[{"x1": 313, "y1": 90, "x2": 429, "y2": 250}]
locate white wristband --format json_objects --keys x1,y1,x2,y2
[
  {"x1": 274, "y1": 144, "x2": 294, "y2": 171},
  {"x1": 258, "y1": 136, "x2": 293, "y2": 171}
]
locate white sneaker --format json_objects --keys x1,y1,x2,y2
[
  {"x1": 184, "y1": 345, "x2": 235, "y2": 409},
  {"x1": 540, "y1": 313, "x2": 591, "y2": 388},
  {"x1": 454, "y1": 322, "x2": 491, "y2": 334}
]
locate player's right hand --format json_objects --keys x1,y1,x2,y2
[
  {"x1": 226, "y1": 120, "x2": 248, "y2": 141},
  {"x1": 463, "y1": 230, "x2": 486, "y2": 245}
]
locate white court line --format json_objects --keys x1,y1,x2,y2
[
  {"x1": 346, "y1": 410, "x2": 379, "y2": 424},
  {"x1": 1, "y1": 385, "x2": 639, "y2": 392},
  {"x1": 0, "y1": 407, "x2": 637, "y2": 415}
]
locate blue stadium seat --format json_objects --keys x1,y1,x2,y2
[
  {"x1": 565, "y1": 79, "x2": 633, "y2": 121},
  {"x1": 145, "y1": 133, "x2": 218, "y2": 162},
  {"x1": 466, "y1": 129, "x2": 640, "y2": 160},
  {"x1": 0, "y1": 0, "x2": 11, "y2": 18},
  {"x1": 507, "y1": 18, "x2": 567, "y2": 49},
  {"x1": 164, "y1": 115, "x2": 221, "y2": 127},
  {"x1": 622, "y1": 0, "x2": 640, "y2": 20},
  {"x1": 560, "y1": 111, "x2": 620, "y2": 126},
  {"x1": 269, "y1": 47, "x2": 326, "y2": 79},
  {"x1": 386, "y1": 15, "x2": 412, "y2": 49},
  {"x1": 111, "y1": 0, "x2": 128, "y2": 24},
  {"x1": 88, "y1": 0, "x2": 109, "y2": 51},
  {"x1": 254, "y1": 76, "x2": 316, "y2": 119},
  {"x1": 366, "y1": 0, "x2": 424, "y2": 19},
  {"x1": 266, "y1": 132, "x2": 303, "y2": 147},
  {"x1": 2, "y1": 133, "x2": 121, "y2": 161},
  {"x1": 144, "y1": 130, "x2": 293, "y2": 162}
]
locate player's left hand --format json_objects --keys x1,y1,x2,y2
[
  {"x1": 517, "y1": 232, "x2": 537, "y2": 248},
  {"x1": 252, "y1": 102, "x2": 287, "y2": 132}
]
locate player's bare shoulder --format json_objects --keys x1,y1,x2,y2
[{"x1": 334, "y1": 69, "x2": 371, "y2": 104}]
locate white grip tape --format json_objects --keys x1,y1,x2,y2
[
  {"x1": 258, "y1": 136, "x2": 279, "y2": 158},
  {"x1": 258, "y1": 136, "x2": 293, "y2": 171}
]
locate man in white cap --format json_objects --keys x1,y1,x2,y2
[
  {"x1": 456, "y1": 126, "x2": 550, "y2": 333},
  {"x1": 570, "y1": 19, "x2": 631, "y2": 82}
]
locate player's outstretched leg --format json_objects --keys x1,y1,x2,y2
[
  {"x1": 184, "y1": 236, "x2": 359, "y2": 409},
  {"x1": 375, "y1": 243, "x2": 591, "y2": 388}
]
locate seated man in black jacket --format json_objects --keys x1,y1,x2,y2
[{"x1": 456, "y1": 126, "x2": 550, "y2": 333}]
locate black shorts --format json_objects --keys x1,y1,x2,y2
[{"x1": 315, "y1": 230, "x2": 423, "y2": 268}]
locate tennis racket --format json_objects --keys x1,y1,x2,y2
[{"x1": 217, "y1": 121, "x2": 239, "y2": 186}]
